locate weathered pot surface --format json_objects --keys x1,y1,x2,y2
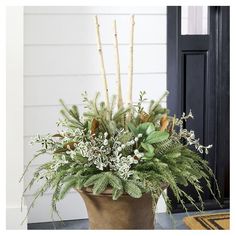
[{"x1": 76, "y1": 185, "x2": 167, "y2": 230}]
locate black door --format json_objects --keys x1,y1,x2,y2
[{"x1": 167, "y1": 6, "x2": 229, "y2": 212}]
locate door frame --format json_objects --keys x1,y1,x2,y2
[{"x1": 167, "y1": 6, "x2": 230, "y2": 212}]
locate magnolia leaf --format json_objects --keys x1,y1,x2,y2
[
  {"x1": 127, "y1": 122, "x2": 138, "y2": 135},
  {"x1": 146, "y1": 131, "x2": 169, "y2": 144},
  {"x1": 167, "y1": 115, "x2": 176, "y2": 134},
  {"x1": 91, "y1": 118, "x2": 99, "y2": 135},
  {"x1": 137, "y1": 123, "x2": 150, "y2": 134},
  {"x1": 63, "y1": 142, "x2": 78, "y2": 150},
  {"x1": 137, "y1": 122, "x2": 155, "y2": 135},
  {"x1": 52, "y1": 134, "x2": 64, "y2": 138},
  {"x1": 160, "y1": 114, "x2": 169, "y2": 132},
  {"x1": 141, "y1": 142, "x2": 154, "y2": 153},
  {"x1": 139, "y1": 111, "x2": 150, "y2": 123},
  {"x1": 142, "y1": 153, "x2": 155, "y2": 160},
  {"x1": 53, "y1": 147, "x2": 67, "y2": 154},
  {"x1": 146, "y1": 124, "x2": 155, "y2": 135}
]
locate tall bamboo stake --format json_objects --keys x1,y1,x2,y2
[
  {"x1": 113, "y1": 20, "x2": 123, "y2": 109},
  {"x1": 94, "y1": 16, "x2": 110, "y2": 111},
  {"x1": 126, "y1": 15, "x2": 135, "y2": 122}
]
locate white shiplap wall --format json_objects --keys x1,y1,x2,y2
[{"x1": 24, "y1": 6, "x2": 167, "y2": 223}]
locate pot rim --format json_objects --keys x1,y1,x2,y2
[{"x1": 75, "y1": 182, "x2": 168, "y2": 196}]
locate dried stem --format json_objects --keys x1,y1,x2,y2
[
  {"x1": 126, "y1": 15, "x2": 135, "y2": 122},
  {"x1": 94, "y1": 16, "x2": 110, "y2": 111},
  {"x1": 113, "y1": 20, "x2": 123, "y2": 109}
]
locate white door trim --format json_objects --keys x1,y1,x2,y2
[{"x1": 6, "y1": 6, "x2": 27, "y2": 230}]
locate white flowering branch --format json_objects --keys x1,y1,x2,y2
[{"x1": 175, "y1": 110, "x2": 213, "y2": 154}]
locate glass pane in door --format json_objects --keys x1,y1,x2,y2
[{"x1": 181, "y1": 6, "x2": 208, "y2": 35}]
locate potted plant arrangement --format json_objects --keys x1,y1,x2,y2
[{"x1": 21, "y1": 16, "x2": 220, "y2": 229}]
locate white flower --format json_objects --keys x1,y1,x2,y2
[
  {"x1": 138, "y1": 133, "x2": 143, "y2": 138},
  {"x1": 117, "y1": 147, "x2": 122, "y2": 152},
  {"x1": 134, "y1": 137, "x2": 139, "y2": 142},
  {"x1": 103, "y1": 139, "x2": 108, "y2": 146},
  {"x1": 137, "y1": 153, "x2": 144, "y2": 158},
  {"x1": 104, "y1": 132, "x2": 108, "y2": 138},
  {"x1": 134, "y1": 149, "x2": 139, "y2": 155},
  {"x1": 121, "y1": 144, "x2": 126, "y2": 149}
]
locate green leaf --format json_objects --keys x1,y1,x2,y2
[
  {"x1": 146, "y1": 131, "x2": 169, "y2": 144},
  {"x1": 83, "y1": 173, "x2": 103, "y2": 187},
  {"x1": 127, "y1": 122, "x2": 138, "y2": 135},
  {"x1": 59, "y1": 178, "x2": 77, "y2": 199},
  {"x1": 176, "y1": 175, "x2": 188, "y2": 187},
  {"x1": 137, "y1": 122, "x2": 154, "y2": 135},
  {"x1": 107, "y1": 173, "x2": 123, "y2": 190},
  {"x1": 142, "y1": 152, "x2": 155, "y2": 160},
  {"x1": 137, "y1": 123, "x2": 149, "y2": 134},
  {"x1": 166, "y1": 152, "x2": 181, "y2": 159},
  {"x1": 141, "y1": 142, "x2": 154, "y2": 153},
  {"x1": 92, "y1": 174, "x2": 109, "y2": 195},
  {"x1": 112, "y1": 188, "x2": 124, "y2": 200},
  {"x1": 75, "y1": 178, "x2": 85, "y2": 189},
  {"x1": 141, "y1": 142, "x2": 155, "y2": 160},
  {"x1": 124, "y1": 181, "x2": 142, "y2": 198},
  {"x1": 53, "y1": 148, "x2": 67, "y2": 154},
  {"x1": 74, "y1": 154, "x2": 88, "y2": 164},
  {"x1": 145, "y1": 123, "x2": 155, "y2": 135}
]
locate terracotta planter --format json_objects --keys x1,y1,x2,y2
[{"x1": 76, "y1": 186, "x2": 166, "y2": 230}]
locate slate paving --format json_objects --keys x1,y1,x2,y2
[{"x1": 28, "y1": 209, "x2": 229, "y2": 230}]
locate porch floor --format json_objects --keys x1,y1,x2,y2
[{"x1": 28, "y1": 209, "x2": 229, "y2": 230}]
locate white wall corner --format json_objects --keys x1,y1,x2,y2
[
  {"x1": 6, "y1": 206, "x2": 27, "y2": 230},
  {"x1": 156, "y1": 191, "x2": 167, "y2": 213},
  {"x1": 6, "y1": 6, "x2": 27, "y2": 229}
]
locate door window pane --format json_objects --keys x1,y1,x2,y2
[{"x1": 181, "y1": 6, "x2": 208, "y2": 35}]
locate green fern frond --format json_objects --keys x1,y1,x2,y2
[
  {"x1": 92, "y1": 173, "x2": 109, "y2": 195},
  {"x1": 112, "y1": 188, "x2": 124, "y2": 200},
  {"x1": 83, "y1": 173, "x2": 103, "y2": 187},
  {"x1": 107, "y1": 172, "x2": 123, "y2": 190},
  {"x1": 124, "y1": 181, "x2": 142, "y2": 198},
  {"x1": 58, "y1": 176, "x2": 77, "y2": 200}
]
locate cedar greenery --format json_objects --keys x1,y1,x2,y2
[{"x1": 20, "y1": 91, "x2": 220, "y2": 223}]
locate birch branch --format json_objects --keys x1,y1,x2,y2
[
  {"x1": 94, "y1": 16, "x2": 110, "y2": 111},
  {"x1": 126, "y1": 15, "x2": 135, "y2": 122},
  {"x1": 113, "y1": 20, "x2": 123, "y2": 109}
]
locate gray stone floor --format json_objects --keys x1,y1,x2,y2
[{"x1": 28, "y1": 209, "x2": 229, "y2": 230}]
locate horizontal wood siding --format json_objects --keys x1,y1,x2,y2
[{"x1": 24, "y1": 6, "x2": 167, "y2": 223}]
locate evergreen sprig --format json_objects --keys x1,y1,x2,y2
[{"x1": 20, "y1": 91, "x2": 221, "y2": 224}]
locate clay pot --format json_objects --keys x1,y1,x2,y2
[{"x1": 76, "y1": 186, "x2": 166, "y2": 230}]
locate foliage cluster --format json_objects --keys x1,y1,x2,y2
[{"x1": 21, "y1": 91, "x2": 220, "y2": 222}]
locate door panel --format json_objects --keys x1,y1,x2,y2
[{"x1": 167, "y1": 6, "x2": 229, "y2": 212}]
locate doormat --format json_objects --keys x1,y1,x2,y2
[{"x1": 183, "y1": 212, "x2": 230, "y2": 230}]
